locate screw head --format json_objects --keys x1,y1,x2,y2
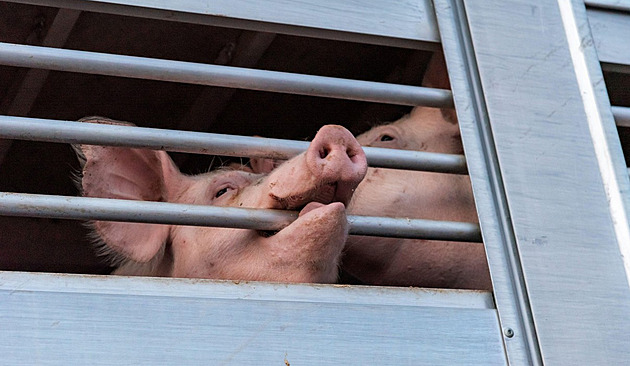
[{"x1": 504, "y1": 328, "x2": 515, "y2": 338}]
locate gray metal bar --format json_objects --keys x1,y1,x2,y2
[
  {"x1": 584, "y1": 0, "x2": 630, "y2": 12},
  {"x1": 0, "y1": 192, "x2": 483, "y2": 242},
  {"x1": 613, "y1": 106, "x2": 630, "y2": 127},
  {"x1": 587, "y1": 7, "x2": 630, "y2": 69},
  {"x1": 0, "y1": 115, "x2": 469, "y2": 174},
  {"x1": 3, "y1": 0, "x2": 440, "y2": 50},
  {"x1": 0, "y1": 42, "x2": 453, "y2": 108}
]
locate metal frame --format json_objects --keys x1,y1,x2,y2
[
  {"x1": 1, "y1": 0, "x2": 630, "y2": 364},
  {"x1": 441, "y1": 0, "x2": 630, "y2": 364},
  {"x1": 1, "y1": 271, "x2": 505, "y2": 365},
  {"x1": 3, "y1": 0, "x2": 440, "y2": 50}
]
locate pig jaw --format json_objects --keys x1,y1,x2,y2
[{"x1": 166, "y1": 202, "x2": 347, "y2": 283}]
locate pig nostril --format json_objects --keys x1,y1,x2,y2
[
  {"x1": 320, "y1": 147, "x2": 329, "y2": 159},
  {"x1": 346, "y1": 148, "x2": 355, "y2": 158}
]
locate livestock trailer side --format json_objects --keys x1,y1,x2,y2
[{"x1": 0, "y1": 0, "x2": 629, "y2": 364}]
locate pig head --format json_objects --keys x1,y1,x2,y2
[
  {"x1": 343, "y1": 53, "x2": 491, "y2": 290},
  {"x1": 75, "y1": 117, "x2": 367, "y2": 283},
  {"x1": 248, "y1": 53, "x2": 491, "y2": 290}
]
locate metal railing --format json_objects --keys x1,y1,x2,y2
[
  {"x1": 0, "y1": 116, "x2": 468, "y2": 174},
  {"x1": 0, "y1": 35, "x2": 477, "y2": 242},
  {"x1": 0, "y1": 42, "x2": 452, "y2": 108},
  {"x1": 0, "y1": 192, "x2": 483, "y2": 242}
]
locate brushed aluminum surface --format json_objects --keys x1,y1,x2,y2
[
  {"x1": 0, "y1": 271, "x2": 506, "y2": 365},
  {"x1": 462, "y1": 0, "x2": 630, "y2": 363}
]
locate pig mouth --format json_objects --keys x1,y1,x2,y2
[
  {"x1": 270, "y1": 181, "x2": 339, "y2": 210},
  {"x1": 259, "y1": 182, "x2": 340, "y2": 237}
]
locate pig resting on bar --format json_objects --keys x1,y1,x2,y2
[
  {"x1": 250, "y1": 53, "x2": 492, "y2": 290},
  {"x1": 75, "y1": 118, "x2": 367, "y2": 283}
]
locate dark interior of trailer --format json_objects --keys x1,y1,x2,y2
[
  {"x1": 1, "y1": 2, "x2": 628, "y2": 275},
  {"x1": 0, "y1": 3, "x2": 434, "y2": 274}
]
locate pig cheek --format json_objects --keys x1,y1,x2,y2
[
  {"x1": 168, "y1": 227, "x2": 252, "y2": 279},
  {"x1": 348, "y1": 168, "x2": 415, "y2": 216}
]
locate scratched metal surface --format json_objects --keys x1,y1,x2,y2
[
  {"x1": 4, "y1": 0, "x2": 439, "y2": 49},
  {"x1": 587, "y1": 7, "x2": 630, "y2": 68},
  {"x1": 461, "y1": 0, "x2": 630, "y2": 364},
  {"x1": 0, "y1": 271, "x2": 506, "y2": 365}
]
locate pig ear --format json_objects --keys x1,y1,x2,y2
[
  {"x1": 422, "y1": 51, "x2": 451, "y2": 90},
  {"x1": 76, "y1": 117, "x2": 182, "y2": 263},
  {"x1": 247, "y1": 135, "x2": 285, "y2": 173},
  {"x1": 249, "y1": 157, "x2": 279, "y2": 174},
  {"x1": 421, "y1": 52, "x2": 458, "y2": 124}
]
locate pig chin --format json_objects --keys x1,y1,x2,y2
[{"x1": 267, "y1": 201, "x2": 348, "y2": 283}]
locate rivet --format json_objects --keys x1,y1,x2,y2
[{"x1": 504, "y1": 328, "x2": 515, "y2": 338}]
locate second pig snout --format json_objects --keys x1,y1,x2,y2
[{"x1": 306, "y1": 125, "x2": 367, "y2": 185}]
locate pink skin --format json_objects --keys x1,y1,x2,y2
[
  {"x1": 249, "y1": 53, "x2": 491, "y2": 290},
  {"x1": 76, "y1": 118, "x2": 367, "y2": 284}
]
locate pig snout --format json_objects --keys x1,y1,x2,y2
[{"x1": 305, "y1": 125, "x2": 367, "y2": 205}]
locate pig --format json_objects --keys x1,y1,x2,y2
[
  {"x1": 249, "y1": 53, "x2": 492, "y2": 290},
  {"x1": 74, "y1": 117, "x2": 367, "y2": 283}
]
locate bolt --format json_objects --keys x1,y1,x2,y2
[{"x1": 504, "y1": 328, "x2": 515, "y2": 338}]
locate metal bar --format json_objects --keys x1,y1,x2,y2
[
  {"x1": 584, "y1": 0, "x2": 630, "y2": 12},
  {"x1": 0, "y1": 116, "x2": 469, "y2": 174},
  {"x1": 0, "y1": 192, "x2": 483, "y2": 242},
  {"x1": 613, "y1": 106, "x2": 630, "y2": 127},
  {"x1": 0, "y1": 42, "x2": 453, "y2": 108},
  {"x1": 587, "y1": 8, "x2": 630, "y2": 69}
]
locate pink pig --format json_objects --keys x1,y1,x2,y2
[
  {"x1": 250, "y1": 53, "x2": 491, "y2": 289},
  {"x1": 345, "y1": 53, "x2": 490, "y2": 290},
  {"x1": 75, "y1": 118, "x2": 367, "y2": 283}
]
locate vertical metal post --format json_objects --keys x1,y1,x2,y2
[
  {"x1": 433, "y1": 1, "x2": 540, "y2": 364},
  {"x1": 438, "y1": 0, "x2": 630, "y2": 363}
]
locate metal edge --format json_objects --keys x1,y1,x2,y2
[
  {"x1": 433, "y1": 0, "x2": 541, "y2": 364},
  {"x1": 4, "y1": 0, "x2": 440, "y2": 50},
  {"x1": 0, "y1": 270, "x2": 496, "y2": 309}
]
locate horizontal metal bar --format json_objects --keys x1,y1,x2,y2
[
  {"x1": 0, "y1": 115, "x2": 469, "y2": 174},
  {"x1": 0, "y1": 42, "x2": 453, "y2": 108},
  {"x1": 585, "y1": 0, "x2": 630, "y2": 12},
  {"x1": 0, "y1": 192, "x2": 482, "y2": 242},
  {"x1": 613, "y1": 106, "x2": 630, "y2": 128},
  {"x1": 587, "y1": 8, "x2": 630, "y2": 69}
]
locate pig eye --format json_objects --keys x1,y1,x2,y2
[
  {"x1": 380, "y1": 134, "x2": 395, "y2": 142},
  {"x1": 215, "y1": 186, "x2": 233, "y2": 198}
]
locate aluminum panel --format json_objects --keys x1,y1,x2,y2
[
  {"x1": 463, "y1": 0, "x2": 630, "y2": 363},
  {"x1": 0, "y1": 272, "x2": 506, "y2": 365},
  {"x1": 5, "y1": 0, "x2": 439, "y2": 49},
  {"x1": 433, "y1": 1, "x2": 540, "y2": 364},
  {"x1": 587, "y1": 7, "x2": 630, "y2": 68}
]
